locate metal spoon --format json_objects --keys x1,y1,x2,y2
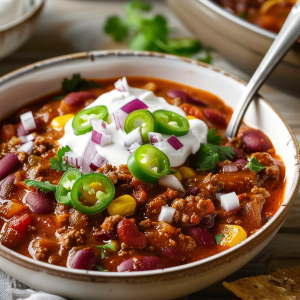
[{"x1": 225, "y1": 0, "x2": 300, "y2": 139}]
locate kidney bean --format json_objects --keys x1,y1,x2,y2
[
  {"x1": 203, "y1": 109, "x2": 227, "y2": 128},
  {"x1": 184, "y1": 225, "x2": 216, "y2": 247},
  {"x1": 68, "y1": 248, "x2": 96, "y2": 270},
  {"x1": 167, "y1": 89, "x2": 207, "y2": 107},
  {"x1": 0, "y1": 174, "x2": 16, "y2": 198},
  {"x1": 64, "y1": 91, "x2": 97, "y2": 106},
  {"x1": 231, "y1": 146, "x2": 246, "y2": 160},
  {"x1": 93, "y1": 229, "x2": 117, "y2": 240},
  {"x1": 186, "y1": 186, "x2": 199, "y2": 196},
  {"x1": 235, "y1": 159, "x2": 248, "y2": 167},
  {"x1": 25, "y1": 191, "x2": 55, "y2": 214},
  {"x1": 16, "y1": 118, "x2": 43, "y2": 137},
  {"x1": 117, "y1": 256, "x2": 165, "y2": 272},
  {"x1": 162, "y1": 247, "x2": 182, "y2": 264},
  {"x1": 117, "y1": 218, "x2": 147, "y2": 249},
  {"x1": 241, "y1": 129, "x2": 272, "y2": 153},
  {"x1": 199, "y1": 214, "x2": 215, "y2": 228},
  {"x1": 0, "y1": 153, "x2": 21, "y2": 181}
]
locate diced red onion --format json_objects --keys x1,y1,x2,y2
[
  {"x1": 82, "y1": 141, "x2": 97, "y2": 174},
  {"x1": 220, "y1": 192, "x2": 240, "y2": 212},
  {"x1": 63, "y1": 151, "x2": 82, "y2": 168},
  {"x1": 91, "y1": 130, "x2": 111, "y2": 147},
  {"x1": 17, "y1": 141, "x2": 34, "y2": 154},
  {"x1": 19, "y1": 133, "x2": 35, "y2": 144},
  {"x1": 90, "y1": 119, "x2": 110, "y2": 135},
  {"x1": 114, "y1": 77, "x2": 130, "y2": 93},
  {"x1": 128, "y1": 142, "x2": 141, "y2": 155},
  {"x1": 158, "y1": 206, "x2": 176, "y2": 224},
  {"x1": 89, "y1": 153, "x2": 108, "y2": 171},
  {"x1": 20, "y1": 111, "x2": 37, "y2": 131},
  {"x1": 223, "y1": 164, "x2": 238, "y2": 173},
  {"x1": 167, "y1": 135, "x2": 183, "y2": 150},
  {"x1": 148, "y1": 132, "x2": 163, "y2": 145},
  {"x1": 121, "y1": 98, "x2": 148, "y2": 114},
  {"x1": 124, "y1": 127, "x2": 143, "y2": 147},
  {"x1": 158, "y1": 175, "x2": 185, "y2": 193},
  {"x1": 112, "y1": 108, "x2": 128, "y2": 130}
]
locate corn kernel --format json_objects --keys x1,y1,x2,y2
[
  {"x1": 219, "y1": 224, "x2": 247, "y2": 248},
  {"x1": 110, "y1": 240, "x2": 120, "y2": 252},
  {"x1": 50, "y1": 114, "x2": 74, "y2": 129},
  {"x1": 187, "y1": 115, "x2": 198, "y2": 120},
  {"x1": 81, "y1": 182, "x2": 106, "y2": 205},
  {"x1": 107, "y1": 195, "x2": 136, "y2": 216},
  {"x1": 177, "y1": 166, "x2": 196, "y2": 179},
  {"x1": 170, "y1": 168, "x2": 183, "y2": 181}
]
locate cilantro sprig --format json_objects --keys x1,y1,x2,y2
[
  {"x1": 97, "y1": 243, "x2": 117, "y2": 259},
  {"x1": 104, "y1": 0, "x2": 204, "y2": 58},
  {"x1": 214, "y1": 234, "x2": 224, "y2": 245},
  {"x1": 24, "y1": 180, "x2": 57, "y2": 192},
  {"x1": 50, "y1": 145, "x2": 74, "y2": 172},
  {"x1": 190, "y1": 129, "x2": 234, "y2": 171},
  {"x1": 246, "y1": 157, "x2": 266, "y2": 172},
  {"x1": 62, "y1": 74, "x2": 101, "y2": 93}
]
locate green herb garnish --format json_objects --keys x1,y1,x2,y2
[
  {"x1": 96, "y1": 266, "x2": 108, "y2": 272},
  {"x1": 104, "y1": 0, "x2": 203, "y2": 58},
  {"x1": 50, "y1": 145, "x2": 74, "y2": 172},
  {"x1": 190, "y1": 129, "x2": 234, "y2": 170},
  {"x1": 62, "y1": 74, "x2": 101, "y2": 93},
  {"x1": 24, "y1": 180, "x2": 57, "y2": 192},
  {"x1": 246, "y1": 157, "x2": 266, "y2": 172},
  {"x1": 97, "y1": 243, "x2": 116, "y2": 259},
  {"x1": 214, "y1": 234, "x2": 224, "y2": 245}
]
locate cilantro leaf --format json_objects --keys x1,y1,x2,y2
[
  {"x1": 246, "y1": 157, "x2": 266, "y2": 172},
  {"x1": 104, "y1": 16, "x2": 129, "y2": 41},
  {"x1": 96, "y1": 266, "x2": 108, "y2": 272},
  {"x1": 190, "y1": 129, "x2": 234, "y2": 171},
  {"x1": 214, "y1": 234, "x2": 224, "y2": 245},
  {"x1": 24, "y1": 180, "x2": 57, "y2": 192},
  {"x1": 62, "y1": 74, "x2": 101, "y2": 93},
  {"x1": 50, "y1": 145, "x2": 74, "y2": 171},
  {"x1": 97, "y1": 243, "x2": 116, "y2": 259},
  {"x1": 198, "y1": 51, "x2": 212, "y2": 65}
]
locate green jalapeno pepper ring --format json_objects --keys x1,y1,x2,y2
[
  {"x1": 70, "y1": 173, "x2": 115, "y2": 215},
  {"x1": 127, "y1": 145, "x2": 170, "y2": 184}
]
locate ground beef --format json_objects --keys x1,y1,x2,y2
[
  {"x1": 69, "y1": 209, "x2": 89, "y2": 232},
  {"x1": 58, "y1": 228, "x2": 84, "y2": 255},
  {"x1": 101, "y1": 215, "x2": 123, "y2": 232},
  {"x1": 27, "y1": 165, "x2": 49, "y2": 181}
]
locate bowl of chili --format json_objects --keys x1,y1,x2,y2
[
  {"x1": 0, "y1": 50, "x2": 299, "y2": 300},
  {"x1": 166, "y1": 0, "x2": 300, "y2": 96}
]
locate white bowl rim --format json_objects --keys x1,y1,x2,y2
[
  {"x1": 0, "y1": 50, "x2": 299, "y2": 279},
  {"x1": 0, "y1": 0, "x2": 45, "y2": 32}
]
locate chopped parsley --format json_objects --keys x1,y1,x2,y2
[
  {"x1": 246, "y1": 157, "x2": 266, "y2": 172},
  {"x1": 62, "y1": 74, "x2": 101, "y2": 93},
  {"x1": 96, "y1": 266, "x2": 108, "y2": 272},
  {"x1": 214, "y1": 234, "x2": 224, "y2": 245},
  {"x1": 24, "y1": 180, "x2": 57, "y2": 192},
  {"x1": 50, "y1": 145, "x2": 74, "y2": 172},
  {"x1": 190, "y1": 129, "x2": 234, "y2": 171},
  {"x1": 97, "y1": 243, "x2": 117, "y2": 259},
  {"x1": 104, "y1": 0, "x2": 205, "y2": 58}
]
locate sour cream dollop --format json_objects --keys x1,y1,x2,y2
[{"x1": 59, "y1": 85, "x2": 208, "y2": 168}]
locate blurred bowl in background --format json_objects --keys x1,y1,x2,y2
[
  {"x1": 0, "y1": 0, "x2": 45, "y2": 60},
  {"x1": 167, "y1": 0, "x2": 300, "y2": 96}
]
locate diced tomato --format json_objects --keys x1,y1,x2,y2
[
  {"x1": 0, "y1": 202, "x2": 28, "y2": 219},
  {"x1": 179, "y1": 103, "x2": 203, "y2": 120}
]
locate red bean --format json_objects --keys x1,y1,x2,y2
[
  {"x1": 167, "y1": 89, "x2": 208, "y2": 107},
  {"x1": 16, "y1": 118, "x2": 43, "y2": 137},
  {"x1": 241, "y1": 129, "x2": 271, "y2": 153},
  {"x1": 203, "y1": 109, "x2": 227, "y2": 127},
  {"x1": 0, "y1": 174, "x2": 16, "y2": 198},
  {"x1": 162, "y1": 248, "x2": 182, "y2": 264},
  {"x1": 25, "y1": 191, "x2": 55, "y2": 214},
  {"x1": 186, "y1": 186, "x2": 199, "y2": 196},
  {"x1": 117, "y1": 256, "x2": 165, "y2": 272},
  {"x1": 199, "y1": 214, "x2": 215, "y2": 228},
  {"x1": 231, "y1": 146, "x2": 246, "y2": 160},
  {"x1": 235, "y1": 159, "x2": 248, "y2": 167},
  {"x1": 93, "y1": 230, "x2": 117, "y2": 240},
  {"x1": 68, "y1": 248, "x2": 96, "y2": 270},
  {"x1": 64, "y1": 91, "x2": 97, "y2": 106},
  {"x1": 184, "y1": 225, "x2": 216, "y2": 247},
  {"x1": 117, "y1": 218, "x2": 147, "y2": 249},
  {"x1": 0, "y1": 153, "x2": 21, "y2": 181}
]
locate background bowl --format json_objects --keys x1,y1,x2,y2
[
  {"x1": 0, "y1": 0, "x2": 45, "y2": 60},
  {"x1": 0, "y1": 51, "x2": 299, "y2": 300},
  {"x1": 166, "y1": 0, "x2": 300, "y2": 96}
]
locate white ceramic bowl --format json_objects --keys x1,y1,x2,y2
[
  {"x1": 166, "y1": 0, "x2": 300, "y2": 96},
  {"x1": 0, "y1": 51, "x2": 299, "y2": 300},
  {"x1": 0, "y1": 0, "x2": 45, "y2": 60}
]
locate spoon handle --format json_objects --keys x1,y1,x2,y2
[{"x1": 225, "y1": 0, "x2": 300, "y2": 139}]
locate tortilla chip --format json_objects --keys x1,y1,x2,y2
[{"x1": 223, "y1": 265, "x2": 300, "y2": 300}]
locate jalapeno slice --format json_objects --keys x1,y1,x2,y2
[
  {"x1": 124, "y1": 110, "x2": 157, "y2": 143},
  {"x1": 127, "y1": 145, "x2": 170, "y2": 183},
  {"x1": 70, "y1": 173, "x2": 115, "y2": 215},
  {"x1": 56, "y1": 168, "x2": 82, "y2": 206},
  {"x1": 72, "y1": 105, "x2": 108, "y2": 135},
  {"x1": 153, "y1": 110, "x2": 189, "y2": 136}
]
